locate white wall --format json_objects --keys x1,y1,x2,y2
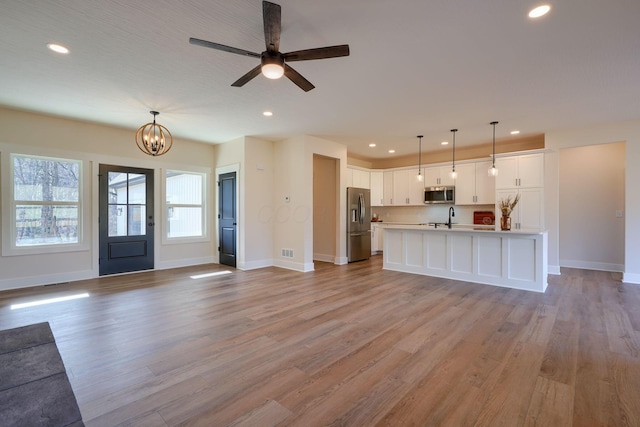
[
  {"x1": 0, "y1": 107, "x2": 216, "y2": 290},
  {"x1": 546, "y1": 119, "x2": 640, "y2": 283},
  {"x1": 272, "y1": 135, "x2": 347, "y2": 271},
  {"x1": 559, "y1": 143, "x2": 625, "y2": 271},
  {"x1": 272, "y1": 136, "x2": 310, "y2": 271},
  {"x1": 243, "y1": 136, "x2": 274, "y2": 269}
]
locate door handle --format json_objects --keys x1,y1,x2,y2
[{"x1": 233, "y1": 222, "x2": 237, "y2": 225}]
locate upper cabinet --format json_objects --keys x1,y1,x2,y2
[
  {"x1": 351, "y1": 168, "x2": 370, "y2": 189},
  {"x1": 393, "y1": 169, "x2": 424, "y2": 205},
  {"x1": 370, "y1": 171, "x2": 384, "y2": 206},
  {"x1": 382, "y1": 171, "x2": 394, "y2": 205},
  {"x1": 495, "y1": 153, "x2": 544, "y2": 189},
  {"x1": 455, "y1": 161, "x2": 495, "y2": 205},
  {"x1": 424, "y1": 165, "x2": 455, "y2": 187}
]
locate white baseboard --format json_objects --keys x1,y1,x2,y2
[
  {"x1": 313, "y1": 253, "x2": 334, "y2": 263},
  {"x1": 273, "y1": 259, "x2": 315, "y2": 272},
  {"x1": 560, "y1": 259, "x2": 624, "y2": 273},
  {"x1": 548, "y1": 265, "x2": 561, "y2": 275},
  {"x1": 334, "y1": 256, "x2": 349, "y2": 265},
  {"x1": 623, "y1": 272, "x2": 640, "y2": 284},
  {"x1": 156, "y1": 256, "x2": 216, "y2": 270},
  {"x1": 238, "y1": 259, "x2": 274, "y2": 271},
  {"x1": 0, "y1": 270, "x2": 94, "y2": 292}
]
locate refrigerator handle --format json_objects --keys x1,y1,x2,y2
[{"x1": 359, "y1": 193, "x2": 365, "y2": 224}]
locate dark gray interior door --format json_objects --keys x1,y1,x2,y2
[
  {"x1": 99, "y1": 164, "x2": 154, "y2": 275},
  {"x1": 218, "y1": 172, "x2": 237, "y2": 268}
]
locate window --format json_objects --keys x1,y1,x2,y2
[
  {"x1": 11, "y1": 154, "x2": 81, "y2": 247},
  {"x1": 165, "y1": 170, "x2": 205, "y2": 239}
]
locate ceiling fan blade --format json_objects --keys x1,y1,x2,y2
[
  {"x1": 284, "y1": 64, "x2": 315, "y2": 92},
  {"x1": 263, "y1": 1, "x2": 281, "y2": 53},
  {"x1": 284, "y1": 45, "x2": 350, "y2": 62},
  {"x1": 189, "y1": 37, "x2": 261, "y2": 58},
  {"x1": 231, "y1": 65, "x2": 263, "y2": 87}
]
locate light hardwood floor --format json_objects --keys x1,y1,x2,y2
[{"x1": 1, "y1": 256, "x2": 639, "y2": 426}]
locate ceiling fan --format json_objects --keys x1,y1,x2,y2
[{"x1": 189, "y1": 1, "x2": 350, "y2": 92}]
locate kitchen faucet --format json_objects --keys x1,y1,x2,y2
[{"x1": 447, "y1": 206, "x2": 455, "y2": 229}]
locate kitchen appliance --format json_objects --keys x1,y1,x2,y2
[
  {"x1": 347, "y1": 187, "x2": 371, "y2": 262},
  {"x1": 424, "y1": 186, "x2": 455, "y2": 204}
]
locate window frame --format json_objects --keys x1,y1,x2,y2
[
  {"x1": 3, "y1": 153, "x2": 86, "y2": 255},
  {"x1": 162, "y1": 169, "x2": 208, "y2": 244}
]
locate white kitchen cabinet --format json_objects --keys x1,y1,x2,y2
[
  {"x1": 345, "y1": 168, "x2": 353, "y2": 188},
  {"x1": 392, "y1": 169, "x2": 424, "y2": 205},
  {"x1": 455, "y1": 161, "x2": 495, "y2": 205},
  {"x1": 347, "y1": 168, "x2": 371, "y2": 188},
  {"x1": 424, "y1": 165, "x2": 455, "y2": 187},
  {"x1": 370, "y1": 171, "x2": 384, "y2": 206},
  {"x1": 496, "y1": 188, "x2": 543, "y2": 231},
  {"x1": 383, "y1": 171, "x2": 394, "y2": 205},
  {"x1": 371, "y1": 223, "x2": 384, "y2": 254},
  {"x1": 495, "y1": 153, "x2": 544, "y2": 189}
]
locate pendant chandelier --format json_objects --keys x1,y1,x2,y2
[
  {"x1": 135, "y1": 111, "x2": 173, "y2": 156},
  {"x1": 488, "y1": 121, "x2": 499, "y2": 177},
  {"x1": 417, "y1": 135, "x2": 424, "y2": 182},
  {"x1": 449, "y1": 128, "x2": 458, "y2": 179}
]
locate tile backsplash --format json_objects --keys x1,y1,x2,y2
[{"x1": 372, "y1": 204, "x2": 495, "y2": 225}]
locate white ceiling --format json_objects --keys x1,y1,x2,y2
[{"x1": 1, "y1": 0, "x2": 639, "y2": 160}]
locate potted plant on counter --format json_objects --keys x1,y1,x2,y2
[{"x1": 498, "y1": 194, "x2": 520, "y2": 231}]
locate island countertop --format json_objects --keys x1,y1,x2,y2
[
  {"x1": 382, "y1": 226, "x2": 548, "y2": 292},
  {"x1": 378, "y1": 222, "x2": 546, "y2": 235}
]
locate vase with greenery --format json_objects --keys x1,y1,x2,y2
[{"x1": 498, "y1": 194, "x2": 520, "y2": 230}]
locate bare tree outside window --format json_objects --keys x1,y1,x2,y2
[{"x1": 13, "y1": 155, "x2": 80, "y2": 246}]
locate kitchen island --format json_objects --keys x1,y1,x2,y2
[{"x1": 381, "y1": 224, "x2": 548, "y2": 292}]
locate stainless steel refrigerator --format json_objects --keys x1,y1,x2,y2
[{"x1": 347, "y1": 187, "x2": 371, "y2": 262}]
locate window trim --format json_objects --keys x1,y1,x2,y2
[
  {"x1": 161, "y1": 169, "x2": 208, "y2": 244},
  {"x1": 2, "y1": 153, "x2": 87, "y2": 256}
]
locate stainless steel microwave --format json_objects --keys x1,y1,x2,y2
[{"x1": 424, "y1": 186, "x2": 455, "y2": 204}]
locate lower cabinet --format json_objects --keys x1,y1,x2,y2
[{"x1": 371, "y1": 224, "x2": 384, "y2": 254}]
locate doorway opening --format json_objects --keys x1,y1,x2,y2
[{"x1": 313, "y1": 155, "x2": 338, "y2": 262}]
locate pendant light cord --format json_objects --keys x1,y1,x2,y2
[
  {"x1": 490, "y1": 121, "x2": 498, "y2": 167},
  {"x1": 451, "y1": 129, "x2": 458, "y2": 172},
  {"x1": 417, "y1": 135, "x2": 423, "y2": 176}
]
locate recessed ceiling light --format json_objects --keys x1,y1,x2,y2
[
  {"x1": 47, "y1": 43, "x2": 69, "y2": 54},
  {"x1": 510, "y1": 130, "x2": 520, "y2": 135},
  {"x1": 369, "y1": 143, "x2": 376, "y2": 147},
  {"x1": 441, "y1": 141, "x2": 449, "y2": 145},
  {"x1": 263, "y1": 111, "x2": 273, "y2": 116},
  {"x1": 528, "y1": 4, "x2": 551, "y2": 18},
  {"x1": 388, "y1": 149, "x2": 395, "y2": 154}
]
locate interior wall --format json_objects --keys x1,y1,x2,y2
[
  {"x1": 272, "y1": 136, "x2": 308, "y2": 271},
  {"x1": 0, "y1": 107, "x2": 216, "y2": 290},
  {"x1": 559, "y1": 143, "x2": 625, "y2": 271},
  {"x1": 546, "y1": 119, "x2": 640, "y2": 284},
  {"x1": 313, "y1": 155, "x2": 337, "y2": 261},
  {"x1": 243, "y1": 136, "x2": 274, "y2": 269}
]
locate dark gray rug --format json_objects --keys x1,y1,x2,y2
[{"x1": 0, "y1": 322, "x2": 84, "y2": 427}]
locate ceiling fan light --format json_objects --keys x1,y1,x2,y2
[
  {"x1": 262, "y1": 63, "x2": 284, "y2": 79},
  {"x1": 529, "y1": 4, "x2": 551, "y2": 18}
]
